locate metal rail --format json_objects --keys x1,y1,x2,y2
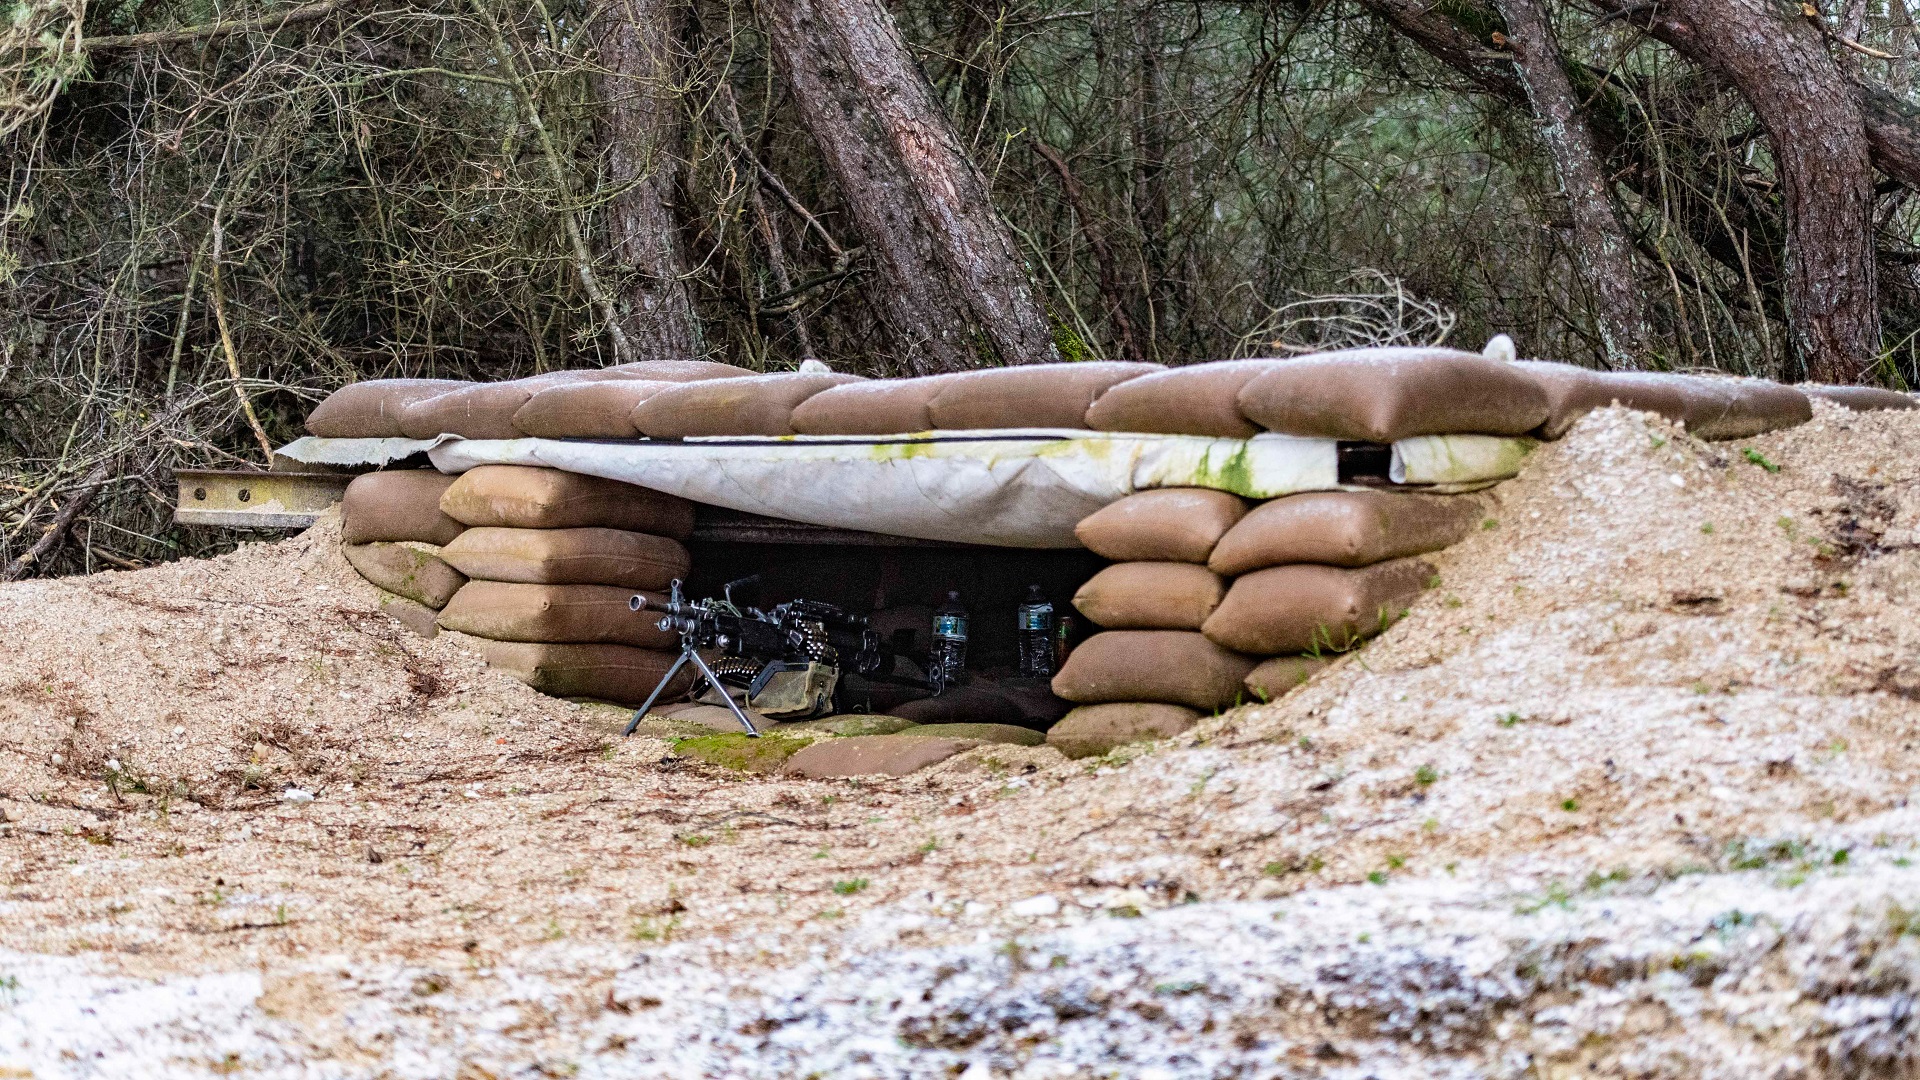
[{"x1": 173, "y1": 469, "x2": 354, "y2": 529}]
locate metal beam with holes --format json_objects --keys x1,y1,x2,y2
[{"x1": 172, "y1": 469, "x2": 353, "y2": 529}]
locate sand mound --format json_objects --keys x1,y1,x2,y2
[
  {"x1": 5, "y1": 402, "x2": 1920, "y2": 1076},
  {"x1": 0, "y1": 511, "x2": 603, "y2": 811}
]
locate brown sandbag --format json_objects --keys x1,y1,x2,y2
[
  {"x1": 511, "y1": 380, "x2": 669, "y2": 438},
  {"x1": 439, "y1": 527, "x2": 691, "y2": 589},
  {"x1": 438, "y1": 465, "x2": 694, "y2": 537},
  {"x1": 340, "y1": 470, "x2": 465, "y2": 546},
  {"x1": 890, "y1": 686, "x2": 1024, "y2": 727},
  {"x1": 341, "y1": 541, "x2": 467, "y2": 609},
  {"x1": 1074, "y1": 488, "x2": 1248, "y2": 563},
  {"x1": 306, "y1": 379, "x2": 469, "y2": 438},
  {"x1": 1207, "y1": 491, "x2": 1482, "y2": 576},
  {"x1": 1512, "y1": 360, "x2": 1694, "y2": 439},
  {"x1": 1083, "y1": 360, "x2": 1275, "y2": 438},
  {"x1": 436, "y1": 581, "x2": 676, "y2": 648},
  {"x1": 925, "y1": 362, "x2": 1163, "y2": 430},
  {"x1": 630, "y1": 372, "x2": 862, "y2": 437},
  {"x1": 782, "y1": 735, "x2": 984, "y2": 778},
  {"x1": 470, "y1": 639, "x2": 691, "y2": 705},
  {"x1": 1235, "y1": 348, "x2": 1550, "y2": 441},
  {"x1": 897, "y1": 723, "x2": 1046, "y2": 746},
  {"x1": 1051, "y1": 630, "x2": 1257, "y2": 711},
  {"x1": 788, "y1": 375, "x2": 961, "y2": 435},
  {"x1": 1800, "y1": 384, "x2": 1918, "y2": 412},
  {"x1": 1645, "y1": 374, "x2": 1811, "y2": 441},
  {"x1": 620, "y1": 359, "x2": 757, "y2": 381},
  {"x1": 1072, "y1": 562, "x2": 1225, "y2": 630},
  {"x1": 377, "y1": 591, "x2": 441, "y2": 639},
  {"x1": 399, "y1": 369, "x2": 646, "y2": 440},
  {"x1": 1243, "y1": 655, "x2": 1331, "y2": 701},
  {"x1": 1201, "y1": 557, "x2": 1432, "y2": 655},
  {"x1": 511, "y1": 360, "x2": 754, "y2": 437},
  {"x1": 1046, "y1": 703, "x2": 1202, "y2": 759}
]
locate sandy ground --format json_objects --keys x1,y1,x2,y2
[{"x1": 7, "y1": 402, "x2": 1920, "y2": 1076}]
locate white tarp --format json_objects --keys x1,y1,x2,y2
[
  {"x1": 1391, "y1": 434, "x2": 1535, "y2": 485},
  {"x1": 277, "y1": 429, "x2": 1534, "y2": 548}
]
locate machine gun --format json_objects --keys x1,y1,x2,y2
[{"x1": 621, "y1": 575, "x2": 940, "y2": 738}]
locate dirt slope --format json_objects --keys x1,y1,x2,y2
[{"x1": 5, "y1": 402, "x2": 1920, "y2": 1077}]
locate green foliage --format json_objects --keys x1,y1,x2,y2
[{"x1": 1051, "y1": 319, "x2": 1092, "y2": 363}]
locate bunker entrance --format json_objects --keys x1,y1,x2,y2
[{"x1": 682, "y1": 510, "x2": 1104, "y2": 724}]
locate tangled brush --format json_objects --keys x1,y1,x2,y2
[{"x1": 1, "y1": 0, "x2": 83, "y2": 140}]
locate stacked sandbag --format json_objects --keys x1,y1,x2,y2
[
  {"x1": 1799, "y1": 384, "x2": 1917, "y2": 412},
  {"x1": 1201, "y1": 491, "x2": 1473, "y2": 660},
  {"x1": 1086, "y1": 348, "x2": 1549, "y2": 441},
  {"x1": 337, "y1": 470, "x2": 471, "y2": 627},
  {"x1": 511, "y1": 360, "x2": 754, "y2": 438},
  {"x1": 431, "y1": 465, "x2": 697, "y2": 704},
  {"x1": 400, "y1": 368, "x2": 651, "y2": 441},
  {"x1": 631, "y1": 372, "x2": 864, "y2": 437},
  {"x1": 784, "y1": 361, "x2": 1165, "y2": 435},
  {"x1": 1082, "y1": 347, "x2": 1818, "y2": 444},
  {"x1": 337, "y1": 463, "x2": 697, "y2": 705},
  {"x1": 1512, "y1": 360, "x2": 1813, "y2": 440},
  {"x1": 1052, "y1": 487, "x2": 1480, "y2": 754},
  {"x1": 307, "y1": 379, "x2": 469, "y2": 438},
  {"x1": 1052, "y1": 489, "x2": 1255, "y2": 725}
]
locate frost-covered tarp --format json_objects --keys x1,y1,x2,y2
[{"x1": 279, "y1": 429, "x2": 1533, "y2": 546}]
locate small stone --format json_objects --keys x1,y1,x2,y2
[
  {"x1": 1009, "y1": 894, "x2": 1059, "y2": 917},
  {"x1": 172, "y1": 726, "x2": 186, "y2": 736},
  {"x1": 282, "y1": 788, "x2": 315, "y2": 804},
  {"x1": 963, "y1": 901, "x2": 992, "y2": 917}
]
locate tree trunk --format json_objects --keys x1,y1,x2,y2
[
  {"x1": 1655, "y1": 0, "x2": 1878, "y2": 381},
  {"x1": 757, "y1": 0, "x2": 1058, "y2": 372},
  {"x1": 594, "y1": 0, "x2": 702, "y2": 361},
  {"x1": 1133, "y1": 2, "x2": 1172, "y2": 352},
  {"x1": 1350, "y1": 0, "x2": 1882, "y2": 380},
  {"x1": 1492, "y1": 0, "x2": 1652, "y2": 367}
]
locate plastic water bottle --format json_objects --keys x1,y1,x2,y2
[
  {"x1": 931, "y1": 591, "x2": 969, "y2": 686},
  {"x1": 1016, "y1": 585, "x2": 1055, "y2": 677}
]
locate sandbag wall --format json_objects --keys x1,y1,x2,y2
[
  {"x1": 1045, "y1": 487, "x2": 1484, "y2": 755},
  {"x1": 341, "y1": 464, "x2": 698, "y2": 705},
  {"x1": 310, "y1": 345, "x2": 1917, "y2": 761}
]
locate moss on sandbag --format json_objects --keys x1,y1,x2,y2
[{"x1": 670, "y1": 733, "x2": 814, "y2": 774}]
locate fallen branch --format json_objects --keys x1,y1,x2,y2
[{"x1": 4, "y1": 461, "x2": 111, "y2": 581}]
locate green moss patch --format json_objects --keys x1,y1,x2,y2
[{"x1": 670, "y1": 733, "x2": 815, "y2": 773}]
